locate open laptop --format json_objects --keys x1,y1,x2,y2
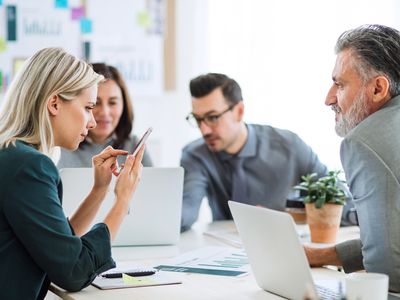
[
  {"x1": 228, "y1": 200, "x2": 343, "y2": 300},
  {"x1": 229, "y1": 201, "x2": 400, "y2": 300},
  {"x1": 60, "y1": 167, "x2": 183, "y2": 246}
]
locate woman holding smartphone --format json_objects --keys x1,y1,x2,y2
[
  {"x1": 0, "y1": 48, "x2": 144, "y2": 299},
  {"x1": 57, "y1": 63, "x2": 152, "y2": 168}
]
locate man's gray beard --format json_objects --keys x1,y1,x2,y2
[{"x1": 335, "y1": 91, "x2": 371, "y2": 137}]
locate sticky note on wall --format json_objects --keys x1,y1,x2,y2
[
  {"x1": 83, "y1": 41, "x2": 91, "y2": 61},
  {"x1": 6, "y1": 5, "x2": 17, "y2": 41},
  {"x1": 0, "y1": 37, "x2": 6, "y2": 52},
  {"x1": 13, "y1": 58, "x2": 27, "y2": 76},
  {"x1": 71, "y1": 6, "x2": 85, "y2": 20},
  {"x1": 80, "y1": 18, "x2": 92, "y2": 34},
  {"x1": 55, "y1": 0, "x2": 68, "y2": 9},
  {"x1": 137, "y1": 11, "x2": 151, "y2": 28}
]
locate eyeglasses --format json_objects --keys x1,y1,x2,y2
[{"x1": 186, "y1": 104, "x2": 236, "y2": 128}]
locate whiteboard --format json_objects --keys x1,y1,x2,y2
[
  {"x1": 0, "y1": 0, "x2": 80, "y2": 95},
  {"x1": 86, "y1": 0, "x2": 164, "y2": 96},
  {"x1": 0, "y1": 0, "x2": 165, "y2": 101}
]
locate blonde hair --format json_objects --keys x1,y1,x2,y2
[{"x1": 0, "y1": 47, "x2": 104, "y2": 155}]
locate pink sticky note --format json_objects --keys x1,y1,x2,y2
[{"x1": 71, "y1": 6, "x2": 85, "y2": 20}]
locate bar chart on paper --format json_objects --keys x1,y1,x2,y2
[{"x1": 154, "y1": 246, "x2": 250, "y2": 276}]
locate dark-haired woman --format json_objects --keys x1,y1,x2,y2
[{"x1": 58, "y1": 63, "x2": 152, "y2": 168}]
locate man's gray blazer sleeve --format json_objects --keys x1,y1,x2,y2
[
  {"x1": 341, "y1": 137, "x2": 400, "y2": 292},
  {"x1": 180, "y1": 149, "x2": 208, "y2": 232},
  {"x1": 336, "y1": 239, "x2": 363, "y2": 272}
]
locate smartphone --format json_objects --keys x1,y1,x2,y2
[{"x1": 131, "y1": 127, "x2": 153, "y2": 156}]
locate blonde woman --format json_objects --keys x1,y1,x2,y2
[{"x1": 0, "y1": 48, "x2": 144, "y2": 299}]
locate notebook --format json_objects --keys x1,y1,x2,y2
[
  {"x1": 92, "y1": 271, "x2": 182, "y2": 290},
  {"x1": 228, "y1": 201, "x2": 343, "y2": 300},
  {"x1": 60, "y1": 167, "x2": 183, "y2": 246}
]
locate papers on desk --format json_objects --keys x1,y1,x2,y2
[
  {"x1": 92, "y1": 271, "x2": 182, "y2": 290},
  {"x1": 204, "y1": 228, "x2": 242, "y2": 247},
  {"x1": 92, "y1": 262, "x2": 182, "y2": 290},
  {"x1": 204, "y1": 225, "x2": 310, "y2": 247},
  {"x1": 154, "y1": 246, "x2": 250, "y2": 277}
]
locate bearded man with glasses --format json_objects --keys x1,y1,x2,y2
[{"x1": 180, "y1": 73, "x2": 333, "y2": 232}]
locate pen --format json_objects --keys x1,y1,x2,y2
[{"x1": 101, "y1": 271, "x2": 156, "y2": 278}]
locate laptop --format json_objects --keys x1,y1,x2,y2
[
  {"x1": 228, "y1": 200, "x2": 342, "y2": 300},
  {"x1": 60, "y1": 167, "x2": 183, "y2": 246}
]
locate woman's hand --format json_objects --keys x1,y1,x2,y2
[
  {"x1": 114, "y1": 145, "x2": 145, "y2": 204},
  {"x1": 92, "y1": 146, "x2": 128, "y2": 190},
  {"x1": 102, "y1": 145, "x2": 145, "y2": 241}
]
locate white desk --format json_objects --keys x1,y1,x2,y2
[{"x1": 50, "y1": 221, "x2": 359, "y2": 300}]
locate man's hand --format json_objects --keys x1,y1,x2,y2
[{"x1": 304, "y1": 245, "x2": 342, "y2": 267}]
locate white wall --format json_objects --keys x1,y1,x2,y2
[
  {"x1": 134, "y1": 0, "x2": 209, "y2": 166},
  {"x1": 207, "y1": 0, "x2": 400, "y2": 171}
]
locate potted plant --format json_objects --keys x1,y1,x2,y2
[{"x1": 294, "y1": 171, "x2": 346, "y2": 243}]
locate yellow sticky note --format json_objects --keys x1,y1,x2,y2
[
  {"x1": 0, "y1": 37, "x2": 7, "y2": 53},
  {"x1": 13, "y1": 58, "x2": 26, "y2": 75},
  {"x1": 122, "y1": 273, "x2": 155, "y2": 285},
  {"x1": 137, "y1": 11, "x2": 151, "y2": 27}
]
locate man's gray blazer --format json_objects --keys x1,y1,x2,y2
[{"x1": 336, "y1": 95, "x2": 400, "y2": 292}]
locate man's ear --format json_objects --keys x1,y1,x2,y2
[
  {"x1": 47, "y1": 95, "x2": 60, "y2": 116},
  {"x1": 236, "y1": 101, "x2": 245, "y2": 121},
  {"x1": 371, "y1": 76, "x2": 390, "y2": 103}
]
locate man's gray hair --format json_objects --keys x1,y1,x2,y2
[{"x1": 335, "y1": 24, "x2": 400, "y2": 98}]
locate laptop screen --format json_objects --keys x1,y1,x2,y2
[{"x1": 60, "y1": 167, "x2": 183, "y2": 246}]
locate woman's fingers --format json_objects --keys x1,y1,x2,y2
[
  {"x1": 98, "y1": 148, "x2": 128, "y2": 160},
  {"x1": 92, "y1": 146, "x2": 128, "y2": 170},
  {"x1": 93, "y1": 146, "x2": 127, "y2": 161},
  {"x1": 110, "y1": 160, "x2": 120, "y2": 175},
  {"x1": 121, "y1": 155, "x2": 135, "y2": 174},
  {"x1": 131, "y1": 145, "x2": 145, "y2": 173}
]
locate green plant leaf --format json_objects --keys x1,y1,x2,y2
[
  {"x1": 315, "y1": 198, "x2": 324, "y2": 208},
  {"x1": 294, "y1": 170, "x2": 346, "y2": 209}
]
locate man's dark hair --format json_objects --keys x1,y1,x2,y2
[
  {"x1": 189, "y1": 73, "x2": 243, "y2": 105},
  {"x1": 335, "y1": 24, "x2": 400, "y2": 98}
]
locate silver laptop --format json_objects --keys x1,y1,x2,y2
[
  {"x1": 228, "y1": 201, "x2": 343, "y2": 300},
  {"x1": 60, "y1": 167, "x2": 183, "y2": 246}
]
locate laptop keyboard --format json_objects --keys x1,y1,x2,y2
[{"x1": 316, "y1": 285, "x2": 343, "y2": 300}]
